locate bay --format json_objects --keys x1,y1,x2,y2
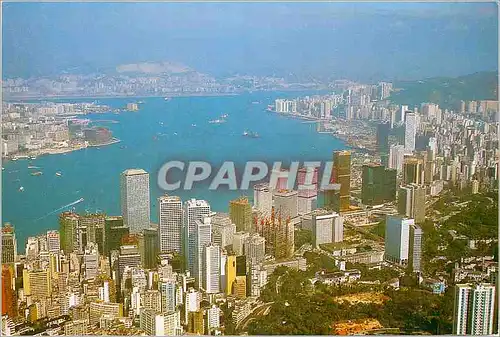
[{"x1": 2, "y1": 92, "x2": 347, "y2": 249}]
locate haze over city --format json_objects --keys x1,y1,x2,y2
[{"x1": 3, "y1": 2, "x2": 498, "y2": 81}]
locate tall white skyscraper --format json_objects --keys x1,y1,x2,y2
[
  {"x1": 404, "y1": 112, "x2": 417, "y2": 153},
  {"x1": 121, "y1": 169, "x2": 151, "y2": 234},
  {"x1": 158, "y1": 195, "x2": 183, "y2": 254},
  {"x1": 203, "y1": 244, "x2": 221, "y2": 294},
  {"x1": 83, "y1": 242, "x2": 99, "y2": 280},
  {"x1": 253, "y1": 183, "x2": 272, "y2": 216},
  {"x1": 243, "y1": 233, "x2": 266, "y2": 264},
  {"x1": 400, "y1": 105, "x2": 409, "y2": 123},
  {"x1": 384, "y1": 215, "x2": 412, "y2": 266},
  {"x1": 183, "y1": 199, "x2": 211, "y2": 277},
  {"x1": 453, "y1": 283, "x2": 496, "y2": 335},
  {"x1": 194, "y1": 217, "x2": 212, "y2": 288},
  {"x1": 389, "y1": 144, "x2": 406, "y2": 174}
]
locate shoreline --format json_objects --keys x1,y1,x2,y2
[
  {"x1": 2, "y1": 88, "x2": 328, "y2": 102},
  {"x1": 2, "y1": 137, "x2": 121, "y2": 163},
  {"x1": 272, "y1": 110, "x2": 376, "y2": 154}
]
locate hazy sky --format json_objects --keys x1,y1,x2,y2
[{"x1": 3, "y1": 2, "x2": 498, "y2": 81}]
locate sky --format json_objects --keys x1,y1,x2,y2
[{"x1": 2, "y1": 2, "x2": 498, "y2": 82}]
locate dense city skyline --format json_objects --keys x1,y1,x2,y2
[{"x1": 1, "y1": 2, "x2": 498, "y2": 337}]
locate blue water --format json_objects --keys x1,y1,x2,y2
[{"x1": 2, "y1": 92, "x2": 347, "y2": 249}]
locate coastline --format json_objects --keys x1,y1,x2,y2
[
  {"x1": 2, "y1": 88, "x2": 328, "y2": 102},
  {"x1": 272, "y1": 110, "x2": 377, "y2": 154},
  {"x1": 2, "y1": 138, "x2": 121, "y2": 163}
]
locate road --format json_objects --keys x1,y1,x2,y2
[{"x1": 236, "y1": 302, "x2": 275, "y2": 332}]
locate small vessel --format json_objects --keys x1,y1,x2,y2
[
  {"x1": 2, "y1": 167, "x2": 4, "y2": 171},
  {"x1": 31, "y1": 171, "x2": 43, "y2": 176},
  {"x1": 243, "y1": 130, "x2": 260, "y2": 138},
  {"x1": 191, "y1": 124, "x2": 197, "y2": 127},
  {"x1": 252, "y1": 101, "x2": 260, "y2": 104},
  {"x1": 209, "y1": 119, "x2": 226, "y2": 124},
  {"x1": 28, "y1": 165, "x2": 40, "y2": 169},
  {"x1": 11, "y1": 157, "x2": 18, "y2": 161},
  {"x1": 138, "y1": 101, "x2": 144, "y2": 104},
  {"x1": 29, "y1": 156, "x2": 37, "y2": 160},
  {"x1": 56, "y1": 172, "x2": 62, "y2": 177},
  {"x1": 19, "y1": 186, "x2": 24, "y2": 192},
  {"x1": 220, "y1": 114, "x2": 229, "y2": 118},
  {"x1": 173, "y1": 132, "x2": 178, "y2": 136},
  {"x1": 159, "y1": 122, "x2": 164, "y2": 126},
  {"x1": 164, "y1": 97, "x2": 171, "y2": 101}
]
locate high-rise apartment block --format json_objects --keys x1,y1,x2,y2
[{"x1": 120, "y1": 169, "x2": 150, "y2": 234}]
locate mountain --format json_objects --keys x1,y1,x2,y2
[
  {"x1": 115, "y1": 61, "x2": 193, "y2": 75},
  {"x1": 388, "y1": 71, "x2": 498, "y2": 108}
]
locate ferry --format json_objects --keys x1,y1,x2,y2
[
  {"x1": 19, "y1": 186, "x2": 24, "y2": 192},
  {"x1": 31, "y1": 171, "x2": 43, "y2": 176},
  {"x1": 56, "y1": 172, "x2": 62, "y2": 177}
]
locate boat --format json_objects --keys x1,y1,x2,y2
[
  {"x1": 31, "y1": 171, "x2": 43, "y2": 176},
  {"x1": 173, "y1": 132, "x2": 178, "y2": 136},
  {"x1": 56, "y1": 172, "x2": 62, "y2": 177},
  {"x1": 29, "y1": 156, "x2": 37, "y2": 160},
  {"x1": 19, "y1": 186, "x2": 24, "y2": 192},
  {"x1": 243, "y1": 130, "x2": 260, "y2": 138},
  {"x1": 2, "y1": 167, "x2": 4, "y2": 171},
  {"x1": 209, "y1": 119, "x2": 226, "y2": 124},
  {"x1": 191, "y1": 124, "x2": 197, "y2": 127},
  {"x1": 28, "y1": 165, "x2": 40, "y2": 169},
  {"x1": 11, "y1": 157, "x2": 18, "y2": 161},
  {"x1": 220, "y1": 114, "x2": 229, "y2": 118},
  {"x1": 252, "y1": 101, "x2": 260, "y2": 104},
  {"x1": 164, "y1": 97, "x2": 171, "y2": 101},
  {"x1": 138, "y1": 101, "x2": 144, "y2": 104}
]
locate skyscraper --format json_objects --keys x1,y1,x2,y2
[
  {"x1": 243, "y1": 233, "x2": 266, "y2": 264},
  {"x1": 327, "y1": 150, "x2": 351, "y2": 211},
  {"x1": 184, "y1": 199, "x2": 211, "y2": 276},
  {"x1": 225, "y1": 255, "x2": 236, "y2": 295},
  {"x1": 384, "y1": 215, "x2": 422, "y2": 272},
  {"x1": 194, "y1": 217, "x2": 212, "y2": 288},
  {"x1": 384, "y1": 215, "x2": 412, "y2": 266},
  {"x1": 120, "y1": 169, "x2": 151, "y2": 234},
  {"x1": 453, "y1": 283, "x2": 496, "y2": 335},
  {"x1": 203, "y1": 244, "x2": 220, "y2": 294},
  {"x1": 361, "y1": 164, "x2": 397, "y2": 205},
  {"x1": 273, "y1": 189, "x2": 299, "y2": 219},
  {"x1": 104, "y1": 216, "x2": 129, "y2": 256},
  {"x1": 398, "y1": 184, "x2": 426, "y2": 224},
  {"x1": 229, "y1": 197, "x2": 253, "y2": 232},
  {"x1": 389, "y1": 144, "x2": 406, "y2": 174},
  {"x1": 376, "y1": 122, "x2": 390, "y2": 153},
  {"x1": 403, "y1": 156, "x2": 425, "y2": 185},
  {"x1": 46, "y1": 230, "x2": 60, "y2": 254},
  {"x1": 404, "y1": 111, "x2": 417, "y2": 153},
  {"x1": 2, "y1": 266, "x2": 15, "y2": 318},
  {"x1": 158, "y1": 195, "x2": 183, "y2": 254},
  {"x1": 59, "y1": 212, "x2": 79, "y2": 254},
  {"x1": 142, "y1": 227, "x2": 159, "y2": 269},
  {"x1": 1, "y1": 223, "x2": 17, "y2": 264},
  {"x1": 297, "y1": 167, "x2": 319, "y2": 215},
  {"x1": 312, "y1": 210, "x2": 344, "y2": 248},
  {"x1": 253, "y1": 183, "x2": 272, "y2": 216},
  {"x1": 211, "y1": 213, "x2": 236, "y2": 249}
]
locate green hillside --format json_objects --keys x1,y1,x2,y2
[{"x1": 389, "y1": 71, "x2": 498, "y2": 109}]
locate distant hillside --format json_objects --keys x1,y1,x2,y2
[
  {"x1": 116, "y1": 61, "x2": 193, "y2": 75},
  {"x1": 389, "y1": 71, "x2": 498, "y2": 109}
]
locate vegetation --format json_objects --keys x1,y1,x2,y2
[
  {"x1": 294, "y1": 229, "x2": 312, "y2": 249},
  {"x1": 248, "y1": 267, "x2": 454, "y2": 335},
  {"x1": 389, "y1": 71, "x2": 498, "y2": 109}
]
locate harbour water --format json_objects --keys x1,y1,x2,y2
[{"x1": 2, "y1": 92, "x2": 347, "y2": 248}]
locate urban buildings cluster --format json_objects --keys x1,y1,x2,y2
[
  {"x1": 1, "y1": 86, "x2": 498, "y2": 335},
  {"x1": 1, "y1": 102, "x2": 117, "y2": 160},
  {"x1": 2, "y1": 65, "x2": 322, "y2": 99}
]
